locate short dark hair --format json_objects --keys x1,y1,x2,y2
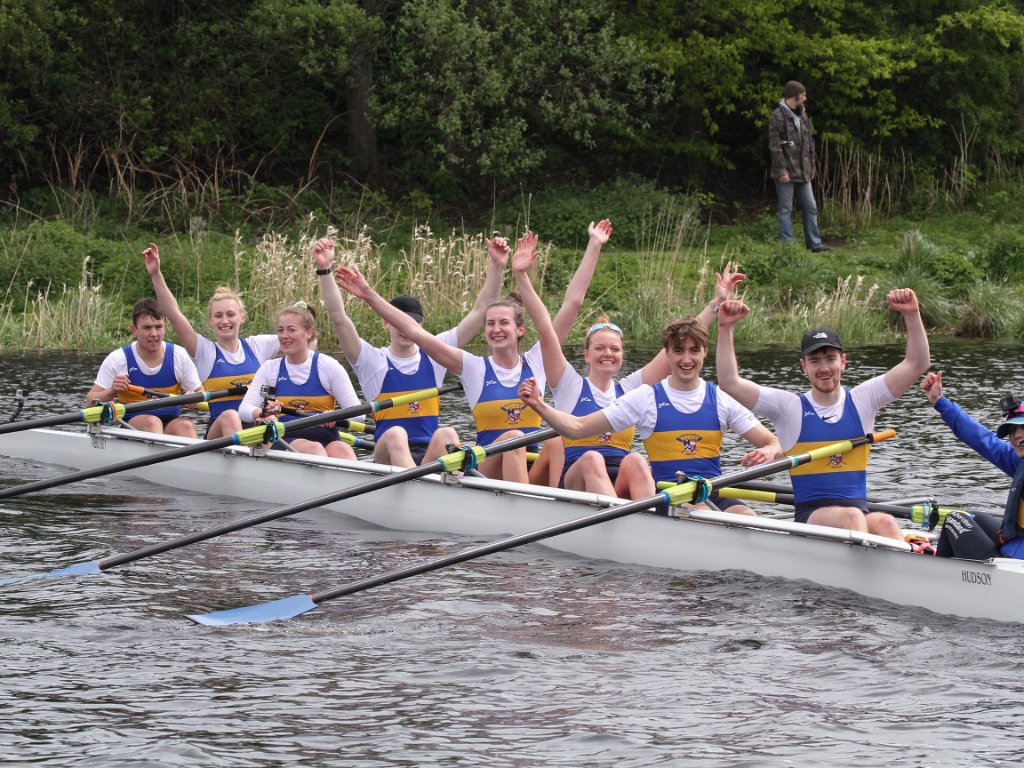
[
  {"x1": 132, "y1": 297, "x2": 165, "y2": 326},
  {"x1": 662, "y1": 316, "x2": 709, "y2": 352}
]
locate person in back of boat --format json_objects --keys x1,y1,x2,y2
[
  {"x1": 921, "y1": 371, "x2": 1024, "y2": 559},
  {"x1": 518, "y1": 316, "x2": 781, "y2": 515},
  {"x1": 313, "y1": 234, "x2": 507, "y2": 467},
  {"x1": 337, "y1": 228, "x2": 611, "y2": 484},
  {"x1": 513, "y1": 223, "x2": 748, "y2": 500},
  {"x1": 143, "y1": 243, "x2": 279, "y2": 439},
  {"x1": 238, "y1": 302, "x2": 360, "y2": 459},
  {"x1": 86, "y1": 297, "x2": 203, "y2": 438},
  {"x1": 715, "y1": 289, "x2": 930, "y2": 540}
]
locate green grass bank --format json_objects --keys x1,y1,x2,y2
[{"x1": 3, "y1": 180, "x2": 1024, "y2": 353}]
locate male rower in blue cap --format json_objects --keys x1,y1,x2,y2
[
  {"x1": 921, "y1": 371, "x2": 1024, "y2": 559},
  {"x1": 716, "y1": 288, "x2": 930, "y2": 540}
]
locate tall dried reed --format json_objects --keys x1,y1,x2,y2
[{"x1": 20, "y1": 258, "x2": 120, "y2": 350}]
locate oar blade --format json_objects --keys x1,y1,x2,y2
[
  {"x1": 186, "y1": 594, "x2": 317, "y2": 626},
  {"x1": 44, "y1": 561, "x2": 103, "y2": 578}
]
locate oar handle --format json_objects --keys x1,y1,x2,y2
[
  {"x1": 0, "y1": 386, "x2": 250, "y2": 436},
  {"x1": 242, "y1": 383, "x2": 463, "y2": 445}
]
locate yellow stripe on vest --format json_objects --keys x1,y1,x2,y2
[
  {"x1": 786, "y1": 441, "x2": 869, "y2": 475},
  {"x1": 374, "y1": 390, "x2": 441, "y2": 423},
  {"x1": 644, "y1": 428, "x2": 722, "y2": 463}
]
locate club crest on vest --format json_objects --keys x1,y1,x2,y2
[
  {"x1": 406, "y1": 401, "x2": 421, "y2": 414},
  {"x1": 500, "y1": 402, "x2": 525, "y2": 424},
  {"x1": 827, "y1": 453, "x2": 845, "y2": 468},
  {"x1": 676, "y1": 433, "x2": 702, "y2": 454}
]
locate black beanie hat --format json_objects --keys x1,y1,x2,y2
[{"x1": 784, "y1": 81, "x2": 806, "y2": 99}]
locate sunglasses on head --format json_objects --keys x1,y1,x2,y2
[{"x1": 587, "y1": 322, "x2": 623, "y2": 337}]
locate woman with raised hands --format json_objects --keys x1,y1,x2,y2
[
  {"x1": 237, "y1": 302, "x2": 360, "y2": 459},
  {"x1": 336, "y1": 227, "x2": 612, "y2": 484},
  {"x1": 313, "y1": 234, "x2": 508, "y2": 468},
  {"x1": 513, "y1": 224, "x2": 744, "y2": 499},
  {"x1": 143, "y1": 243, "x2": 278, "y2": 438}
]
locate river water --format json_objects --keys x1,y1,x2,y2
[{"x1": 3, "y1": 342, "x2": 1024, "y2": 767}]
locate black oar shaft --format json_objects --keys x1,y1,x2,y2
[
  {"x1": 311, "y1": 493, "x2": 662, "y2": 604},
  {"x1": 101, "y1": 427, "x2": 553, "y2": 570},
  {"x1": 311, "y1": 431, "x2": 896, "y2": 607},
  {"x1": 1, "y1": 385, "x2": 461, "y2": 501}
]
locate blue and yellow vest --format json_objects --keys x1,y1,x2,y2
[
  {"x1": 563, "y1": 378, "x2": 635, "y2": 468},
  {"x1": 274, "y1": 353, "x2": 336, "y2": 419},
  {"x1": 787, "y1": 390, "x2": 868, "y2": 503},
  {"x1": 204, "y1": 338, "x2": 260, "y2": 422},
  {"x1": 374, "y1": 351, "x2": 440, "y2": 445},
  {"x1": 472, "y1": 356, "x2": 542, "y2": 446},
  {"x1": 121, "y1": 342, "x2": 181, "y2": 418},
  {"x1": 644, "y1": 381, "x2": 723, "y2": 484}
]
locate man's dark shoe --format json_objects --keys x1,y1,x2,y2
[{"x1": 811, "y1": 246, "x2": 832, "y2": 253}]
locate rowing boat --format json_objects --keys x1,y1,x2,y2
[{"x1": 2, "y1": 425, "x2": 1021, "y2": 624}]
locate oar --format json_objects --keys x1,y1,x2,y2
[
  {"x1": 711, "y1": 486, "x2": 958, "y2": 527},
  {"x1": 41, "y1": 426, "x2": 556, "y2": 580},
  {"x1": 186, "y1": 430, "x2": 897, "y2": 626},
  {"x1": 0, "y1": 384, "x2": 460, "y2": 502},
  {"x1": 0, "y1": 386, "x2": 248, "y2": 437},
  {"x1": 728, "y1": 479, "x2": 931, "y2": 507},
  {"x1": 337, "y1": 431, "x2": 375, "y2": 451}
]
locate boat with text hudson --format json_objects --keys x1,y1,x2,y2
[{"x1": 1, "y1": 426, "x2": 1020, "y2": 624}]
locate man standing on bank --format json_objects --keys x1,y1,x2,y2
[{"x1": 769, "y1": 80, "x2": 828, "y2": 253}]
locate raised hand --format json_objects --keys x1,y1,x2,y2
[
  {"x1": 334, "y1": 266, "x2": 371, "y2": 301},
  {"x1": 887, "y1": 288, "x2": 920, "y2": 315},
  {"x1": 920, "y1": 370, "x2": 943, "y2": 405},
  {"x1": 588, "y1": 219, "x2": 612, "y2": 247},
  {"x1": 717, "y1": 299, "x2": 749, "y2": 328},
  {"x1": 511, "y1": 230, "x2": 540, "y2": 273},
  {"x1": 715, "y1": 260, "x2": 746, "y2": 304},
  {"x1": 486, "y1": 235, "x2": 510, "y2": 268},
  {"x1": 312, "y1": 237, "x2": 334, "y2": 270},
  {"x1": 142, "y1": 243, "x2": 161, "y2": 275}
]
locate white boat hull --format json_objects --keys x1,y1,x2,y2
[{"x1": 2, "y1": 426, "x2": 1020, "y2": 623}]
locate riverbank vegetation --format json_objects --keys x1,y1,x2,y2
[
  {"x1": 3, "y1": 174, "x2": 1024, "y2": 353},
  {"x1": 4, "y1": 0, "x2": 1024, "y2": 351}
]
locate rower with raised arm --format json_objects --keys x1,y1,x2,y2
[
  {"x1": 313, "y1": 234, "x2": 507, "y2": 468},
  {"x1": 922, "y1": 372, "x2": 1024, "y2": 559},
  {"x1": 513, "y1": 222, "x2": 748, "y2": 500},
  {"x1": 238, "y1": 302, "x2": 360, "y2": 459},
  {"x1": 715, "y1": 288, "x2": 930, "y2": 539},
  {"x1": 143, "y1": 243, "x2": 278, "y2": 438},
  {"x1": 518, "y1": 312, "x2": 780, "y2": 513},
  {"x1": 86, "y1": 298, "x2": 203, "y2": 438},
  {"x1": 337, "y1": 227, "x2": 611, "y2": 484}
]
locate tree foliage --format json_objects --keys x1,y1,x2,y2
[{"x1": 1, "y1": 0, "x2": 1023, "y2": 209}]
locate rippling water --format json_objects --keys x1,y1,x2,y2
[{"x1": 3, "y1": 344, "x2": 1024, "y2": 767}]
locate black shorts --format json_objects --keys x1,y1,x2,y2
[
  {"x1": 409, "y1": 442, "x2": 429, "y2": 465},
  {"x1": 128, "y1": 412, "x2": 181, "y2": 428},
  {"x1": 707, "y1": 493, "x2": 751, "y2": 513},
  {"x1": 271, "y1": 425, "x2": 342, "y2": 451},
  {"x1": 558, "y1": 453, "x2": 623, "y2": 489},
  {"x1": 936, "y1": 510, "x2": 1000, "y2": 559},
  {"x1": 794, "y1": 497, "x2": 869, "y2": 524}
]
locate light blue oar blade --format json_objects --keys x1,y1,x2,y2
[
  {"x1": 186, "y1": 594, "x2": 317, "y2": 626},
  {"x1": 1, "y1": 560, "x2": 103, "y2": 586},
  {"x1": 44, "y1": 561, "x2": 103, "y2": 578}
]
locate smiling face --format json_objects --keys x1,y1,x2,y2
[
  {"x1": 484, "y1": 305, "x2": 524, "y2": 354},
  {"x1": 583, "y1": 329, "x2": 624, "y2": 377},
  {"x1": 209, "y1": 298, "x2": 244, "y2": 342},
  {"x1": 1008, "y1": 425, "x2": 1024, "y2": 458},
  {"x1": 276, "y1": 311, "x2": 313, "y2": 358},
  {"x1": 799, "y1": 347, "x2": 847, "y2": 395},
  {"x1": 666, "y1": 335, "x2": 706, "y2": 391}
]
